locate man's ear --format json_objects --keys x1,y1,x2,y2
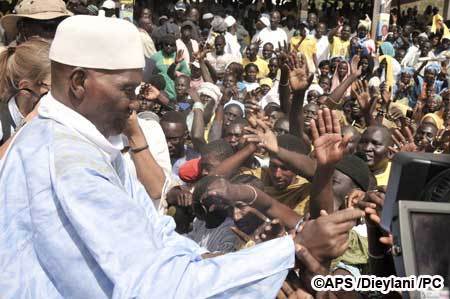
[{"x1": 69, "y1": 68, "x2": 88, "y2": 107}]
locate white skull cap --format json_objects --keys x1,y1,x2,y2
[{"x1": 49, "y1": 15, "x2": 144, "y2": 70}]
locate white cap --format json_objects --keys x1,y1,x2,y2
[
  {"x1": 101, "y1": 0, "x2": 115, "y2": 9},
  {"x1": 202, "y1": 13, "x2": 214, "y2": 20},
  {"x1": 224, "y1": 15, "x2": 236, "y2": 27},
  {"x1": 259, "y1": 16, "x2": 270, "y2": 27},
  {"x1": 50, "y1": 15, "x2": 144, "y2": 70}
]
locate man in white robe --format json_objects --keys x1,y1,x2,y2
[{"x1": 0, "y1": 15, "x2": 362, "y2": 298}]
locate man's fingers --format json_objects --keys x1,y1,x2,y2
[
  {"x1": 256, "y1": 118, "x2": 270, "y2": 131},
  {"x1": 281, "y1": 281, "x2": 295, "y2": 297},
  {"x1": 295, "y1": 244, "x2": 324, "y2": 274},
  {"x1": 317, "y1": 110, "x2": 326, "y2": 135},
  {"x1": 331, "y1": 110, "x2": 341, "y2": 135},
  {"x1": 327, "y1": 208, "x2": 365, "y2": 224},
  {"x1": 367, "y1": 191, "x2": 384, "y2": 206},
  {"x1": 230, "y1": 226, "x2": 252, "y2": 243},
  {"x1": 322, "y1": 108, "x2": 333, "y2": 133},
  {"x1": 332, "y1": 221, "x2": 357, "y2": 235},
  {"x1": 244, "y1": 126, "x2": 259, "y2": 134},
  {"x1": 310, "y1": 119, "x2": 320, "y2": 142}
]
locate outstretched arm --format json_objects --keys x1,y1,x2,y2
[
  {"x1": 309, "y1": 108, "x2": 350, "y2": 219},
  {"x1": 244, "y1": 119, "x2": 316, "y2": 181}
]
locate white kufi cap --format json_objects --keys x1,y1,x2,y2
[
  {"x1": 224, "y1": 15, "x2": 236, "y2": 27},
  {"x1": 49, "y1": 15, "x2": 144, "y2": 70}
]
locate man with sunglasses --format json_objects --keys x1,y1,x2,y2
[{"x1": 1, "y1": 0, "x2": 71, "y2": 45}]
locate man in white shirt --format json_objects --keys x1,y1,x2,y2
[
  {"x1": 257, "y1": 11, "x2": 288, "y2": 51},
  {"x1": 315, "y1": 22, "x2": 330, "y2": 64},
  {"x1": 224, "y1": 15, "x2": 242, "y2": 60},
  {"x1": 206, "y1": 34, "x2": 240, "y2": 78}
]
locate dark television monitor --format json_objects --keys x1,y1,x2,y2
[{"x1": 392, "y1": 201, "x2": 450, "y2": 298}]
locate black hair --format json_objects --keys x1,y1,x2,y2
[
  {"x1": 229, "y1": 117, "x2": 249, "y2": 127},
  {"x1": 230, "y1": 174, "x2": 265, "y2": 190},
  {"x1": 224, "y1": 103, "x2": 244, "y2": 116},
  {"x1": 277, "y1": 134, "x2": 310, "y2": 155},
  {"x1": 264, "y1": 102, "x2": 282, "y2": 116},
  {"x1": 244, "y1": 63, "x2": 259, "y2": 73},
  {"x1": 201, "y1": 139, "x2": 234, "y2": 161},
  {"x1": 318, "y1": 60, "x2": 330, "y2": 68},
  {"x1": 274, "y1": 117, "x2": 289, "y2": 127},
  {"x1": 319, "y1": 75, "x2": 331, "y2": 83},
  {"x1": 175, "y1": 74, "x2": 191, "y2": 84},
  {"x1": 226, "y1": 62, "x2": 244, "y2": 81},
  {"x1": 160, "y1": 34, "x2": 176, "y2": 45},
  {"x1": 192, "y1": 175, "x2": 222, "y2": 204},
  {"x1": 215, "y1": 34, "x2": 225, "y2": 43},
  {"x1": 148, "y1": 74, "x2": 166, "y2": 90},
  {"x1": 364, "y1": 125, "x2": 393, "y2": 146},
  {"x1": 160, "y1": 111, "x2": 187, "y2": 125}
]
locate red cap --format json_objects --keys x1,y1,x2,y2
[{"x1": 178, "y1": 158, "x2": 201, "y2": 183}]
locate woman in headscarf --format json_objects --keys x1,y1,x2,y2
[
  {"x1": 393, "y1": 67, "x2": 416, "y2": 106},
  {"x1": 377, "y1": 42, "x2": 401, "y2": 90},
  {"x1": 331, "y1": 60, "x2": 351, "y2": 96}
]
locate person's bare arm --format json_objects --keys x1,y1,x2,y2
[
  {"x1": 209, "y1": 143, "x2": 257, "y2": 178},
  {"x1": 279, "y1": 64, "x2": 291, "y2": 114},
  {"x1": 206, "y1": 178, "x2": 301, "y2": 229},
  {"x1": 190, "y1": 90, "x2": 207, "y2": 152},
  {"x1": 357, "y1": 191, "x2": 397, "y2": 277},
  {"x1": 208, "y1": 88, "x2": 233, "y2": 142},
  {"x1": 309, "y1": 109, "x2": 350, "y2": 219},
  {"x1": 204, "y1": 59, "x2": 219, "y2": 83},
  {"x1": 197, "y1": 46, "x2": 214, "y2": 83},
  {"x1": 208, "y1": 105, "x2": 224, "y2": 142},
  {"x1": 125, "y1": 111, "x2": 166, "y2": 200},
  {"x1": 286, "y1": 53, "x2": 312, "y2": 140},
  {"x1": 328, "y1": 25, "x2": 339, "y2": 44},
  {"x1": 244, "y1": 119, "x2": 316, "y2": 181}
]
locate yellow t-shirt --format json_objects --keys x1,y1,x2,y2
[
  {"x1": 264, "y1": 176, "x2": 311, "y2": 217},
  {"x1": 375, "y1": 162, "x2": 391, "y2": 187},
  {"x1": 330, "y1": 36, "x2": 350, "y2": 58},
  {"x1": 242, "y1": 56, "x2": 270, "y2": 79},
  {"x1": 291, "y1": 35, "x2": 317, "y2": 72}
]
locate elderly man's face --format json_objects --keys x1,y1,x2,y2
[{"x1": 83, "y1": 69, "x2": 142, "y2": 137}]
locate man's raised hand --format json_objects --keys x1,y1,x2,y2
[{"x1": 310, "y1": 108, "x2": 350, "y2": 167}]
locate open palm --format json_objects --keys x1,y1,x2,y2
[
  {"x1": 287, "y1": 53, "x2": 311, "y2": 92},
  {"x1": 310, "y1": 108, "x2": 350, "y2": 167}
]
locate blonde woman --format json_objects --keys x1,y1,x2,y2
[{"x1": 0, "y1": 38, "x2": 51, "y2": 146}]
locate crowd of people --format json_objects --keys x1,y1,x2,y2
[{"x1": 0, "y1": 0, "x2": 449, "y2": 297}]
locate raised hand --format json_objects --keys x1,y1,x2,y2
[
  {"x1": 195, "y1": 43, "x2": 212, "y2": 61},
  {"x1": 380, "y1": 82, "x2": 392, "y2": 105},
  {"x1": 123, "y1": 110, "x2": 142, "y2": 139},
  {"x1": 175, "y1": 49, "x2": 185, "y2": 64},
  {"x1": 253, "y1": 218, "x2": 286, "y2": 243},
  {"x1": 351, "y1": 80, "x2": 370, "y2": 112},
  {"x1": 310, "y1": 108, "x2": 350, "y2": 167},
  {"x1": 350, "y1": 54, "x2": 362, "y2": 77},
  {"x1": 287, "y1": 53, "x2": 312, "y2": 92},
  {"x1": 389, "y1": 126, "x2": 418, "y2": 153},
  {"x1": 243, "y1": 119, "x2": 279, "y2": 153},
  {"x1": 295, "y1": 208, "x2": 365, "y2": 262},
  {"x1": 356, "y1": 190, "x2": 393, "y2": 246},
  {"x1": 139, "y1": 83, "x2": 161, "y2": 101}
]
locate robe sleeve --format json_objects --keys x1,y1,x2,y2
[{"x1": 52, "y1": 160, "x2": 295, "y2": 299}]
